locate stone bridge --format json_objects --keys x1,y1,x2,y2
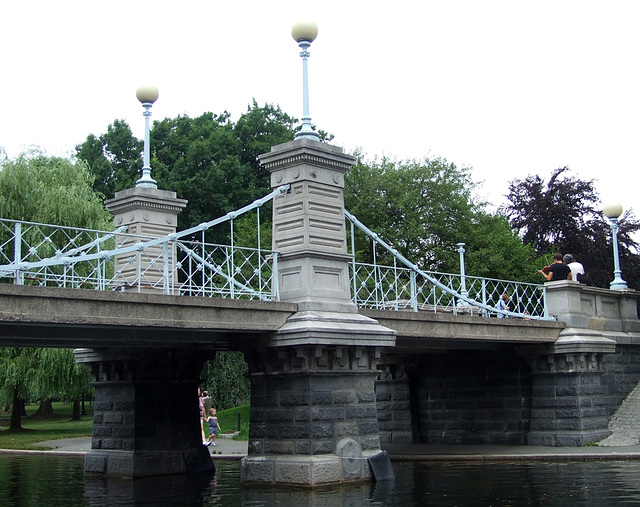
[{"x1": 2, "y1": 138, "x2": 639, "y2": 486}]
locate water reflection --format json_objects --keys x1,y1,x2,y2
[{"x1": 2, "y1": 455, "x2": 640, "y2": 506}]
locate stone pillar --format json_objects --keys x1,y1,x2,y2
[
  {"x1": 527, "y1": 351, "x2": 612, "y2": 446},
  {"x1": 261, "y1": 138, "x2": 356, "y2": 313},
  {"x1": 75, "y1": 347, "x2": 214, "y2": 477},
  {"x1": 525, "y1": 281, "x2": 634, "y2": 446},
  {"x1": 376, "y1": 364, "x2": 415, "y2": 445},
  {"x1": 77, "y1": 187, "x2": 198, "y2": 477},
  {"x1": 104, "y1": 187, "x2": 187, "y2": 291},
  {"x1": 240, "y1": 139, "x2": 396, "y2": 485}
]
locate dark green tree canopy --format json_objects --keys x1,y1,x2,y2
[
  {"x1": 75, "y1": 120, "x2": 143, "y2": 199},
  {"x1": 504, "y1": 166, "x2": 640, "y2": 290},
  {"x1": 344, "y1": 153, "x2": 538, "y2": 279}
]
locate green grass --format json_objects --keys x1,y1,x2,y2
[
  {"x1": 0, "y1": 402, "x2": 94, "y2": 450},
  {"x1": 0, "y1": 403, "x2": 250, "y2": 450},
  {"x1": 209, "y1": 405, "x2": 250, "y2": 441}
]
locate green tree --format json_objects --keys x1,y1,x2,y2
[
  {"x1": 504, "y1": 167, "x2": 640, "y2": 290},
  {"x1": 0, "y1": 151, "x2": 110, "y2": 428},
  {"x1": 75, "y1": 120, "x2": 143, "y2": 198},
  {"x1": 30, "y1": 349, "x2": 92, "y2": 421},
  {"x1": 344, "y1": 154, "x2": 480, "y2": 273},
  {"x1": 0, "y1": 152, "x2": 112, "y2": 227},
  {"x1": 200, "y1": 352, "x2": 250, "y2": 411},
  {"x1": 76, "y1": 102, "x2": 296, "y2": 239},
  {"x1": 459, "y1": 212, "x2": 539, "y2": 283},
  {"x1": 0, "y1": 348, "x2": 39, "y2": 430}
]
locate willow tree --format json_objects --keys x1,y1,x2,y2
[{"x1": 0, "y1": 152, "x2": 111, "y2": 427}]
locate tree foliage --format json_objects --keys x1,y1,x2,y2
[
  {"x1": 76, "y1": 101, "x2": 296, "y2": 241},
  {"x1": 0, "y1": 152, "x2": 112, "y2": 228},
  {"x1": 75, "y1": 120, "x2": 143, "y2": 198},
  {"x1": 345, "y1": 154, "x2": 478, "y2": 272},
  {"x1": 200, "y1": 352, "x2": 250, "y2": 411},
  {"x1": 343, "y1": 154, "x2": 538, "y2": 279},
  {"x1": 0, "y1": 152, "x2": 108, "y2": 427},
  {"x1": 504, "y1": 166, "x2": 640, "y2": 289}
]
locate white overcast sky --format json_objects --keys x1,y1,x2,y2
[{"x1": 1, "y1": 1, "x2": 638, "y2": 214}]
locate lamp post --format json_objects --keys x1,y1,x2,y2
[
  {"x1": 291, "y1": 21, "x2": 320, "y2": 141},
  {"x1": 135, "y1": 85, "x2": 159, "y2": 188},
  {"x1": 457, "y1": 242, "x2": 468, "y2": 298},
  {"x1": 603, "y1": 202, "x2": 628, "y2": 290}
]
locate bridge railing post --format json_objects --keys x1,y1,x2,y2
[
  {"x1": 481, "y1": 278, "x2": 488, "y2": 317},
  {"x1": 410, "y1": 270, "x2": 418, "y2": 311},
  {"x1": 271, "y1": 251, "x2": 280, "y2": 301},
  {"x1": 13, "y1": 222, "x2": 23, "y2": 285},
  {"x1": 163, "y1": 241, "x2": 170, "y2": 294}
]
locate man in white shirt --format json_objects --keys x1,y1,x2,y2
[{"x1": 564, "y1": 254, "x2": 585, "y2": 283}]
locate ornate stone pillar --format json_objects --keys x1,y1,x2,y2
[
  {"x1": 104, "y1": 187, "x2": 187, "y2": 291},
  {"x1": 75, "y1": 347, "x2": 214, "y2": 477},
  {"x1": 240, "y1": 139, "x2": 396, "y2": 485}
]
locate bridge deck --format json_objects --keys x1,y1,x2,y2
[
  {"x1": 360, "y1": 308, "x2": 564, "y2": 351},
  {"x1": 0, "y1": 285, "x2": 564, "y2": 350},
  {"x1": 0, "y1": 284, "x2": 297, "y2": 349}
]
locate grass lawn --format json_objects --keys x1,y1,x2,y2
[
  {"x1": 0, "y1": 402, "x2": 94, "y2": 450},
  {"x1": 0, "y1": 402, "x2": 250, "y2": 450},
  {"x1": 206, "y1": 405, "x2": 250, "y2": 441}
]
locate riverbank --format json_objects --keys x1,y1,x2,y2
[{"x1": 6, "y1": 438, "x2": 640, "y2": 462}]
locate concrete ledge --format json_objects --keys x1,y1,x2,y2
[
  {"x1": 240, "y1": 454, "x2": 374, "y2": 485},
  {"x1": 84, "y1": 448, "x2": 214, "y2": 477},
  {"x1": 0, "y1": 284, "x2": 297, "y2": 348},
  {"x1": 361, "y1": 308, "x2": 564, "y2": 349}
]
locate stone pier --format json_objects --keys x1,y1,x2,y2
[
  {"x1": 240, "y1": 139, "x2": 396, "y2": 485},
  {"x1": 76, "y1": 347, "x2": 214, "y2": 477}
]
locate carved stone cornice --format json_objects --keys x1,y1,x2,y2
[
  {"x1": 528, "y1": 351, "x2": 605, "y2": 374},
  {"x1": 246, "y1": 344, "x2": 383, "y2": 376}
]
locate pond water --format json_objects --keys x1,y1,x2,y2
[{"x1": 2, "y1": 454, "x2": 640, "y2": 506}]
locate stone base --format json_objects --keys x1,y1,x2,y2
[
  {"x1": 240, "y1": 451, "x2": 377, "y2": 486},
  {"x1": 527, "y1": 429, "x2": 612, "y2": 447},
  {"x1": 84, "y1": 448, "x2": 214, "y2": 477}
]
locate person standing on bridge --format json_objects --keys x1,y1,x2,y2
[
  {"x1": 564, "y1": 253, "x2": 585, "y2": 283},
  {"x1": 536, "y1": 253, "x2": 572, "y2": 282},
  {"x1": 496, "y1": 292, "x2": 510, "y2": 318}
]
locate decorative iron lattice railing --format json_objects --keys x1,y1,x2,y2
[
  {"x1": 0, "y1": 186, "x2": 551, "y2": 319},
  {"x1": 345, "y1": 211, "x2": 552, "y2": 320},
  {"x1": 0, "y1": 186, "x2": 288, "y2": 301}
]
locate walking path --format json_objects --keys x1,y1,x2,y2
[{"x1": 10, "y1": 437, "x2": 640, "y2": 462}]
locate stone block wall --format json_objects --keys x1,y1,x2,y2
[
  {"x1": 376, "y1": 366, "x2": 414, "y2": 445},
  {"x1": 411, "y1": 349, "x2": 532, "y2": 445},
  {"x1": 600, "y1": 344, "x2": 640, "y2": 418}
]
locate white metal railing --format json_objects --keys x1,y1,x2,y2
[
  {"x1": 346, "y1": 210, "x2": 552, "y2": 320},
  {"x1": 0, "y1": 188, "x2": 551, "y2": 319},
  {"x1": 0, "y1": 186, "x2": 289, "y2": 301}
]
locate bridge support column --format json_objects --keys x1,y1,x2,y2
[
  {"x1": 525, "y1": 341, "x2": 615, "y2": 446},
  {"x1": 75, "y1": 348, "x2": 214, "y2": 477},
  {"x1": 240, "y1": 139, "x2": 396, "y2": 485},
  {"x1": 241, "y1": 344, "x2": 385, "y2": 485}
]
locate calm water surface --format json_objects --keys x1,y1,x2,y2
[{"x1": 1, "y1": 454, "x2": 640, "y2": 506}]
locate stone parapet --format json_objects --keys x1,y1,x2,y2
[{"x1": 545, "y1": 281, "x2": 640, "y2": 343}]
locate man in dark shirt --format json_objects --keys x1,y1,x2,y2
[{"x1": 537, "y1": 253, "x2": 572, "y2": 281}]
